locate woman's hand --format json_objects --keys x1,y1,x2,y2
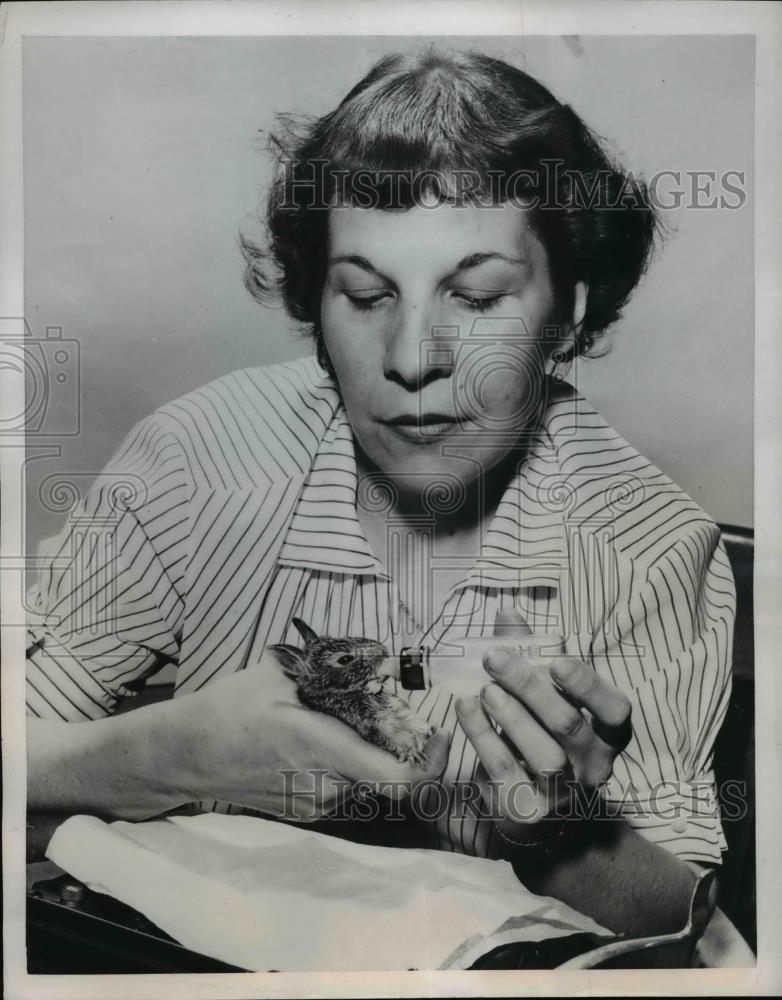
[
  {"x1": 455, "y1": 611, "x2": 711, "y2": 940},
  {"x1": 455, "y1": 608, "x2": 632, "y2": 845},
  {"x1": 28, "y1": 649, "x2": 450, "y2": 825},
  {"x1": 172, "y1": 649, "x2": 450, "y2": 820}
]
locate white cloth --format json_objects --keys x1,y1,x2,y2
[{"x1": 47, "y1": 812, "x2": 608, "y2": 971}]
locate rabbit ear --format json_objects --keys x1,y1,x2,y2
[
  {"x1": 267, "y1": 643, "x2": 312, "y2": 682},
  {"x1": 291, "y1": 617, "x2": 319, "y2": 646}
]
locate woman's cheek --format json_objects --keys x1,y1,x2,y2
[{"x1": 458, "y1": 364, "x2": 534, "y2": 422}]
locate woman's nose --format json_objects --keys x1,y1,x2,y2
[{"x1": 383, "y1": 303, "x2": 453, "y2": 390}]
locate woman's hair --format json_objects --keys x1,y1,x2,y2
[{"x1": 241, "y1": 48, "x2": 658, "y2": 361}]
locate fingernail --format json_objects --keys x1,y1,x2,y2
[
  {"x1": 551, "y1": 658, "x2": 579, "y2": 683},
  {"x1": 456, "y1": 695, "x2": 480, "y2": 716},
  {"x1": 482, "y1": 684, "x2": 506, "y2": 708},
  {"x1": 486, "y1": 648, "x2": 513, "y2": 676}
]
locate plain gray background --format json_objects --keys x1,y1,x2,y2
[{"x1": 23, "y1": 34, "x2": 754, "y2": 549}]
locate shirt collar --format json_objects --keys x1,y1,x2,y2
[
  {"x1": 278, "y1": 389, "x2": 572, "y2": 591},
  {"x1": 466, "y1": 425, "x2": 566, "y2": 590},
  {"x1": 278, "y1": 405, "x2": 381, "y2": 574}
]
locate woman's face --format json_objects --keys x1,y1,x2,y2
[{"x1": 321, "y1": 201, "x2": 582, "y2": 498}]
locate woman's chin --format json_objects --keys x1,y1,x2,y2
[{"x1": 358, "y1": 447, "x2": 481, "y2": 502}]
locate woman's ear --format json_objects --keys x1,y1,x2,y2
[
  {"x1": 572, "y1": 280, "x2": 588, "y2": 335},
  {"x1": 548, "y1": 281, "x2": 588, "y2": 379}
]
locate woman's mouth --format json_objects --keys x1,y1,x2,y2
[{"x1": 383, "y1": 413, "x2": 463, "y2": 443}]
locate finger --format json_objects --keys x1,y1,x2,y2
[
  {"x1": 259, "y1": 768, "x2": 355, "y2": 823},
  {"x1": 549, "y1": 658, "x2": 632, "y2": 751},
  {"x1": 484, "y1": 646, "x2": 596, "y2": 759},
  {"x1": 413, "y1": 728, "x2": 452, "y2": 782},
  {"x1": 296, "y1": 774, "x2": 356, "y2": 822},
  {"x1": 480, "y1": 683, "x2": 568, "y2": 785},
  {"x1": 322, "y1": 715, "x2": 450, "y2": 798},
  {"x1": 473, "y1": 761, "x2": 548, "y2": 826},
  {"x1": 493, "y1": 606, "x2": 533, "y2": 639},
  {"x1": 455, "y1": 694, "x2": 526, "y2": 786}
]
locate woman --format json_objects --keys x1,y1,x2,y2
[{"x1": 27, "y1": 49, "x2": 733, "y2": 938}]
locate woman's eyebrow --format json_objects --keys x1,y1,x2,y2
[
  {"x1": 326, "y1": 250, "x2": 529, "y2": 281},
  {"x1": 327, "y1": 254, "x2": 385, "y2": 277},
  {"x1": 452, "y1": 252, "x2": 529, "y2": 272}
]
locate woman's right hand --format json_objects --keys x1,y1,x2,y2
[
  {"x1": 29, "y1": 649, "x2": 450, "y2": 824},
  {"x1": 168, "y1": 649, "x2": 450, "y2": 820}
]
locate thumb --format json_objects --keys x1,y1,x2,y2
[
  {"x1": 415, "y1": 727, "x2": 451, "y2": 781},
  {"x1": 493, "y1": 606, "x2": 533, "y2": 639}
]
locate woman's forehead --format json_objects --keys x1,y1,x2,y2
[{"x1": 327, "y1": 202, "x2": 543, "y2": 272}]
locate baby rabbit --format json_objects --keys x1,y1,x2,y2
[{"x1": 269, "y1": 618, "x2": 435, "y2": 765}]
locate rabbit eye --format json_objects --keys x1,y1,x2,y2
[{"x1": 336, "y1": 654, "x2": 354, "y2": 666}]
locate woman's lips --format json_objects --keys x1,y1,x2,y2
[{"x1": 383, "y1": 415, "x2": 464, "y2": 443}]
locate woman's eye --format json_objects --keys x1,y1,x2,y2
[
  {"x1": 453, "y1": 292, "x2": 506, "y2": 313},
  {"x1": 344, "y1": 291, "x2": 391, "y2": 311}
]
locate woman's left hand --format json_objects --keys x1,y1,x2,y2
[{"x1": 455, "y1": 608, "x2": 633, "y2": 843}]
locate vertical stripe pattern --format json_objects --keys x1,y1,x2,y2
[{"x1": 27, "y1": 356, "x2": 735, "y2": 864}]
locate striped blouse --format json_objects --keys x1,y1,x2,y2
[{"x1": 26, "y1": 355, "x2": 735, "y2": 864}]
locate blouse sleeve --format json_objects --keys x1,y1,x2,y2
[
  {"x1": 600, "y1": 527, "x2": 736, "y2": 865},
  {"x1": 26, "y1": 412, "x2": 193, "y2": 720}
]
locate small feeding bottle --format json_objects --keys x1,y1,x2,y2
[{"x1": 377, "y1": 634, "x2": 566, "y2": 699}]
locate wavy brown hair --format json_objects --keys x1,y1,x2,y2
[{"x1": 241, "y1": 48, "x2": 658, "y2": 365}]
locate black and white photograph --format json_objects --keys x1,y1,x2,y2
[{"x1": 2, "y1": 1, "x2": 780, "y2": 996}]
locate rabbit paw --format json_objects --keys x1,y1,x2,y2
[{"x1": 374, "y1": 700, "x2": 435, "y2": 765}]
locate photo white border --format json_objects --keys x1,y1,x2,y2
[{"x1": 2, "y1": 2, "x2": 780, "y2": 997}]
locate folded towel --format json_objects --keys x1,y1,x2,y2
[{"x1": 47, "y1": 813, "x2": 608, "y2": 971}]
